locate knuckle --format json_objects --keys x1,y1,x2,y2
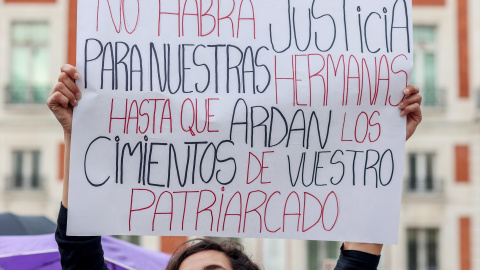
[
  {"x1": 48, "y1": 94, "x2": 58, "y2": 105},
  {"x1": 405, "y1": 96, "x2": 414, "y2": 104},
  {"x1": 58, "y1": 72, "x2": 69, "y2": 82},
  {"x1": 53, "y1": 91, "x2": 62, "y2": 100},
  {"x1": 56, "y1": 81, "x2": 65, "y2": 90},
  {"x1": 61, "y1": 64, "x2": 73, "y2": 72},
  {"x1": 71, "y1": 85, "x2": 80, "y2": 93},
  {"x1": 60, "y1": 95, "x2": 69, "y2": 104},
  {"x1": 408, "y1": 84, "x2": 419, "y2": 93}
]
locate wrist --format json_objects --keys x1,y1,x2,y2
[
  {"x1": 64, "y1": 131, "x2": 72, "y2": 140},
  {"x1": 343, "y1": 242, "x2": 383, "y2": 255}
]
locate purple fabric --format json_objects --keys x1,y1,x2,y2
[
  {"x1": 0, "y1": 234, "x2": 171, "y2": 270},
  {"x1": 0, "y1": 251, "x2": 61, "y2": 270}
]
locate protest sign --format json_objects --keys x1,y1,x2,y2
[{"x1": 68, "y1": 0, "x2": 412, "y2": 244}]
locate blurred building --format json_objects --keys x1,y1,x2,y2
[
  {"x1": 0, "y1": 0, "x2": 67, "y2": 228},
  {"x1": 390, "y1": 1, "x2": 478, "y2": 270},
  {"x1": 0, "y1": 0, "x2": 477, "y2": 269}
]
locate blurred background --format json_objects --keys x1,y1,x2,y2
[{"x1": 0, "y1": 0, "x2": 478, "y2": 269}]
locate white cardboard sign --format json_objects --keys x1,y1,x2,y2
[{"x1": 69, "y1": 0, "x2": 412, "y2": 244}]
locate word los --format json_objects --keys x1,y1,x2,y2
[
  {"x1": 128, "y1": 188, "x2": 339, "y2": 234},
  {"x1": 341, "y1": 111, "x2": 381, "y2": 143}
]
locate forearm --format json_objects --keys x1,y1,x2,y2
[
  {"x1": 57, "y1": 133, "x2": 107, "y2": 269},
  {"x1": 62, "y1": 131, "x2": 71, "y2": 208},
  {"x1": 343, "y1": 242, "x2": 383, "y2": 255},
  {"x1": 55, "y1": 203, "x2": 107, "y2": 270},
  {"x1": 334, "y1": 244, "x2": 381, "y2": 270},
  {"x1": 335, "y1": 85, "x2": 421, "y2": 269}
]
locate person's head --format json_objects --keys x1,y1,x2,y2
[{"x1": 166, "y1": 239, "x2": 261, "y2": 270}]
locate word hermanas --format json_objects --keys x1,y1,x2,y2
[{"x1": 273, "y1": 53, "x2": 409, "y2": 107}]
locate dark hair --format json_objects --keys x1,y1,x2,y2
[{"x1": 166, "y1": 239, "x2": 261, "y2": 270}]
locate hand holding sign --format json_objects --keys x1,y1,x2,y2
[
  {"x1": 401, "y1": 85, "x2": 422, "y2": 140},
  {"x1": 47, "y1": 65, "x2": 81, "y2": 135},
  {"x1": 48, "y1": 65, "x2": 422, "y2": 258},
  {"x1": 344, "y1": 84, "x2": 422, "y2": 254},
  {"x1": 65, "y1": 0, "x2": 416, "y2": 244}
]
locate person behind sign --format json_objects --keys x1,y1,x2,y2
[{"x1": 49, "y1": 64, "x2": 422, "y2": 270}]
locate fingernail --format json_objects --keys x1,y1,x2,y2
[
  {"x1": 400, "y1": 110, "x2": 405, "y2": 116},
  {"x1": 73, "y1": 100, "x2": 78, "y2": 107},
  {"x1": 74, "y1": 73, "x2": 80, "y2": 80},
  {"x1": 399, "y1": 102, "x2": 405, "y2": 108},
  {"x1": 75, "y1": 93, "x2": 82, "y2": 100},
  {"x1": 403, "y1": 88, "x2": 409, "y2": 94}
]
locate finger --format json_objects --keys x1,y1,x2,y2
[
  {"x1": 60, "y1": 64, "x2": 80, "y2": 80},
  {"x1": 399, "y1": 93, "x2": 422, "y2": 109},
  {"x1": 53, "y1": 82, "x2": 78, "y2": 107},
  {"x1": 57, "y1": 72, "x2": 82, "y2": 100},
  {"x1": 400, "y1": 103, "x2": 420, "y2": 116},
  {"x1": 48, "y1": 91, "x2": 70, "y2": 109},
  {"x1": 403, "y1": 85, "x2": 419, "y2": 95}
]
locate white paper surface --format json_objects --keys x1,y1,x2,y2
[{"x1": 68, "y1": 0, "x2": 413, "y2": 244}]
